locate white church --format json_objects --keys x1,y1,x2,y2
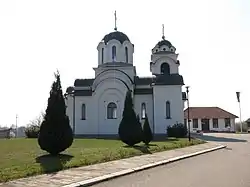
[{"x1": 65, "y1": 22, "x2": 186, "y2": 138}]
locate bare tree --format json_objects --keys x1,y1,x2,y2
[{"x1": 27, "y1": 112, "x2": 45, "y2": 127}]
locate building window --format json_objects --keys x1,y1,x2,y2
[
  {"x1": 81, "y1": 104, "x2": 86, "y2": 120},
  {"x1": 160, "y1": 63, "x2": 170, "y2": 75},
  {"x1": 193, "y1": 118, "x2": 198, "y2": 128},
  {"x1": 125, "y1": 47, "x2": 128, "y2": 63},
  {"x1": 101, "y1": 48, "x2": 104, "y2": 63},
  {"x1": 224, "y1": 118, "x2": 231, "y2": 127},
  {"x1": 141, "y1": 103, "x2": 146, "y2": 119},
  {"x1": 112, "y1": 46, "x2": 116, "y2": 61},
  {"x1": 107, "y1": 102, "x2": 117, "y2": 119},
  {"x1": 213, "y1": 118, "x2": 218, "y2": 128},
  {"x1": 166, "y1": 101, "x2": 171, "y2": 119}
]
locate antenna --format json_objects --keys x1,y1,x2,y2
[
  {"x1": 162, "y1": 24, "x2": 165, "y2": 40},
  {"x1": 114, "y1": 11, "x2": 117, "y2": 31}
]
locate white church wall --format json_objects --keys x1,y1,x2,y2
[
  {"x1": 74, "y1": 96, "x2": 96, "y2": 135},
  {"x1": 94, "y1": 66, "x2": 136, "y2": 84},
  {"x1": 134, "y1": 94, "x2": 154, "y2": 133},
  {"x1": 93, "y1": 69, "x2": 134, "y2": 92},
  {"x1": 153, "y1": 85, "x2": 184, "y2": 134},
  {"x1": 92, "y1": 78, "x2": 127, "y2": 134},
  {"x1": 122, "y1": 41, "x2": 134, "y2": 64},
  {"x1": 65, "y1": 96, "x2": 74, "y2": 130}
]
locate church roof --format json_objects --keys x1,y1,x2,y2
[
  {"x1": 74, "y1": 79, "x2": 94, "y2": 87},
  {"x1": 153, "y1": 74, "x2": 184, "y2": 85},
  {"x1": 73, "y1": 74, "x2": 184, "y2": 88},
  {"x1": 102, "y1": 31, "x2": 130, "y2": 44},
  {"x1": 135, "y1": 74, "x2": 184, "y2": 86},
  {"x1": 184, "y1": 107, "x2": 238, "y2": 119},
  {"x1": 156, "y1": 39, "x2": 172, "y2": 48}
]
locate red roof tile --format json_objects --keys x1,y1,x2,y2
[{"x1": 184, "y1": 107, "x2": 238, "y2": 119}]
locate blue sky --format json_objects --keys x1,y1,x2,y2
[{"x1": 0, "y1": 0, "x2": 249, "y2": 127}]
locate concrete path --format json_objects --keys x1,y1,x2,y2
[
  {"x1": 0, "y1": 141, "x2": 223, "y2": 187},
  {"x1": 92, "y1": 133, "x2": 250, "y2": 187}
]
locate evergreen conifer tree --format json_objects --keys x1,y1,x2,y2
[
  {"x1": 118, "y1": 90, "x2": 143, "y2": 146},
  {"x1": 142, "y1": 114, "x2": 153, "y2": 145},
  {"x1": 38, "y1": 71, "x2": 73, "y2": 155}
]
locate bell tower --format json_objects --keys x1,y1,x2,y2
[{"x1": 150, "y1": 24, "x2": 180, "y2": 76}]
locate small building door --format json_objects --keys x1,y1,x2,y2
[{"x1": 201, "y1": 119, "x2": 210, "y2": 132}]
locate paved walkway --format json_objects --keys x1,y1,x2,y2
[
  {"x1": 93, "y1": 133, "x2": 250, "y2": 187},
  {"x1": 0, "y1": 142, "x2": 222, "y2": 187}
]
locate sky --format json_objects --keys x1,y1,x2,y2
[{"x1": 0, "y1": 0, "x2": 249, "y2": 127}]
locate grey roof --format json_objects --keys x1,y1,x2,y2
[
  {"x1": 74, "y1": 79, "x2": 94, "y2": 87},
  {"x1": 134, "y1": 76, "x2": 154, "y2": 85},
  {"x1": 134, "y1": 88, "x2": 153, "y2": 95},
  {"x1": 74, "y1": 90, "x2": 92, "y2": 96},
  {"x1": 156, "y1": 39, "x2": 173, "y2": 48},
  {"x1": 102, "y1": 31, "x2": 130, "y2": 44},
  {"x1": 135, "y1": 74, "x2": 184, "y2": 86},
  {"x1": 153, "y1": 51, "x2": 175, "y2": 55},
  {"x1": 98, "y1": 62, "x2": 133, "y2": 67},
  {"x1": 73, "y1": 74, "x2": 184, "y2": 88}
]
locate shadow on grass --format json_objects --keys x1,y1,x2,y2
[
  {"x1": 36, "y1": 154, "x2": 73, "y2": 174},
  {"x1": 123, "y1": 145, "x2": 152, "y2": 154}
]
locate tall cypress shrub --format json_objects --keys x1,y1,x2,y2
[
  {"x1": 118, "y1": 90, "x2": 143, "y2": 146},
  {"x1": 142, "y1": 114, "x2": 153, "y2": 145},
  {"x1": 38, "y1": 71, "x2": 73, "y2": 155}
]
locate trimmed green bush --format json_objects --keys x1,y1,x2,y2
[
  {"x1": 25, "y1": 125, "x2": 40, "y2": 138},
  {"x1": 167, "y1": 123, "x2": 187, "y2": 138},
  {"x1": 118, "y1": 91, "x2": 143, "y2": 146},
  {"x1": 38, "y1": 71, "x2": 73, "y2": 155}
]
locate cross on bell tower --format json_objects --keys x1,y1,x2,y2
[
  {"x1": 162, "y1": 24, "x2": 165, "y2": 40},
  {"x1": 114, "y1": 11, "x2": 117, "y2": 31}
]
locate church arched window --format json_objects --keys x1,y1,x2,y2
[
  {"x1": 160, "y1": 63, "x2": 170, "y2": 75},
  {"x1": 166, "y1": 101, "x2": 171, "y2": 119},
  {"x1": 141, "y1": 103, "x2": 146, "y2": 119},
  {"x1": 81, "y1": 104, "x2": 86, "y2": 120},
  {"x1": 107, "y1": 102, "x2": 117, "y2": 119},
  {"x1": 112, "y1": 46, "x2": 116, "y2": 61},
  {"x1": 101, "y1": 48, "x2": 104, "y2": 63},
  {"x1": 125, "y1": 47, "x2": 128, "y2": 63}
]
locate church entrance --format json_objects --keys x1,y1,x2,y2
[{"x1": 201, "y1": 119, "x2": 210, "y2": 132}]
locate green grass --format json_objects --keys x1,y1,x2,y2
[{"x1": 0, "y1": 138, "x2": 204, "y2": 182}]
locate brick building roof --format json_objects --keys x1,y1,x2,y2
[{"x1": 184, "y1": 107, "x2": 238, "y2": 119}]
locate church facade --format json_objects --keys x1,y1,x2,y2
[{"x1": 65, "y1": 28, "x2": 186, "y2": 137}]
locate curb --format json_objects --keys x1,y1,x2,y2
[{"x1": 63, "y1": 144, "x2": 226, "y2": 187}]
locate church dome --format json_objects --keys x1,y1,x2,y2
[
  {"x1": 156, "y1": 39, "x2": 172, "y2": 48},
  {"x1": 102, "y1": 31, "x2": 130, "y2": 44},
  {"x1": 152, "y1": 38, "x2": 176, "y2": 54}
]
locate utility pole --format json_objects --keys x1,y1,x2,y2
[
  {"x1": 186, "y1": 86, "x2": 191, "y2": 141},
  {"x1": 15, "y1": 114, "x2": 18, "y2": 138},
  {"x1": 236, "y1": 92, "x2": 242, "y2": 133}
]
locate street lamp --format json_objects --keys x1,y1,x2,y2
[
  {"x1": 64, "y1": 88, "x2": 75, "y2": 136},
  {"x1": 186, "y1": 86, "x2": 191, "y2": 141}
]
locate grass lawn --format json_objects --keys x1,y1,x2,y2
[{"x1": 0, "y1": 138, "x2": 204, "y2": 182}]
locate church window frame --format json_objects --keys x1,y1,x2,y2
[
  {"x1": 125, "y1": 46, "x2": 128, "y2": 63},
  {"x1": 107, "y1": 102, "x2": 117, "y2": 119},
  {"x1": 81, "y1": 104, "x2": 86, "y2": 120},
  {"x1": 101, "y1": 48, "x2": 104, "y2": 63},
  {"x1": 166, "y1": 101, "x2": 171, "y2": 119},
  {"x1": 141, "y1": 103, "x2": 146, "y2": 119},
  {"x1": 160, "y1": 62, "x2": 170, "y2": 75},
  {"x1": 112, "y1": 46, "x2": 116, "y2": 62}
]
